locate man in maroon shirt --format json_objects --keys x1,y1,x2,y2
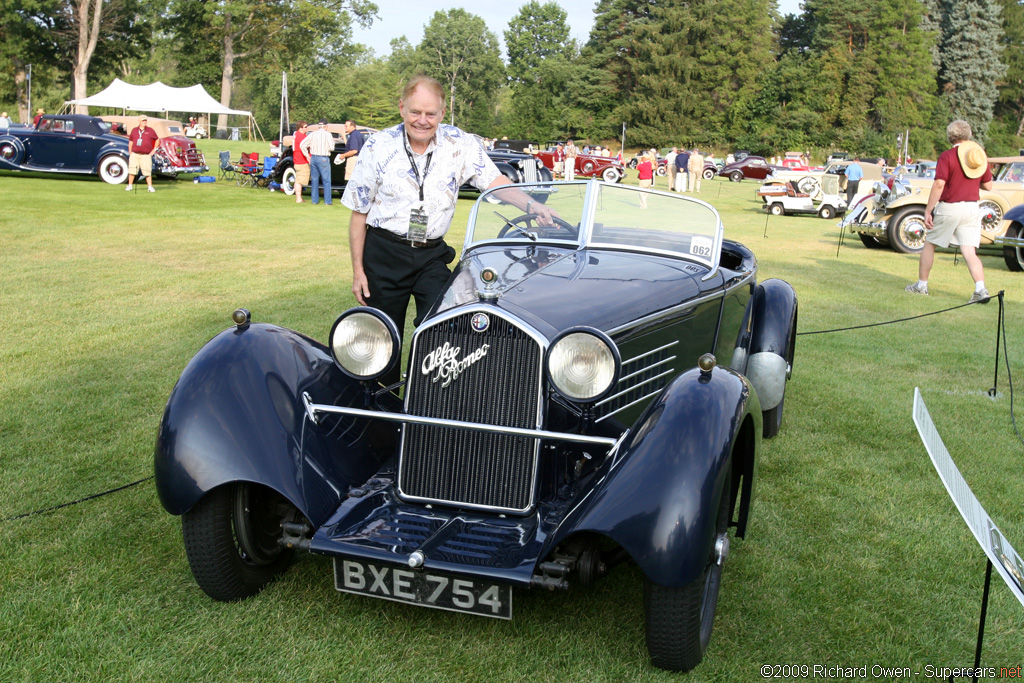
[
  {"x1": 906, "y1": 120, "x2": 993, "y2": 303},
  {"x1": 292, "y1": 121, "x2": 309, "y2": 203},
  {"x1": 126, "y1": 114, "x2": 161, "y2": 192}
]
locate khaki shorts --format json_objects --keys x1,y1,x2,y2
[
  {"x1": 554, "y1": 161, "x2": 564, "y2": 173},
  {"x1": 294, "y1": 163, "x2": 310, "y2": 185},
  {"x1": 344, "y1": 157, "x2": 357, "y2": 181},
  {"x1": 929, "y1": 201, "x2": 981, "y2": 248},
  {"x1": 639, "y1": 179, "x2": 653, "y2": 189},
  {"x1": 128, "y1": 152, "x2": 152, "y2": 177}
]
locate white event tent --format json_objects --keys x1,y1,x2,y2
[{"x1": 63, "y1": 78, "x2": 261, "y2": 140}]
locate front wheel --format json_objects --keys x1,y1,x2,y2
[
  {"x1": 818, "y1": 205, "x2": 835, "y2": 220},
  {"x1": 769, "y1": 203, "x2": 784, "y2": 216},
  {"x1": 858, "y1": 233, "x2": 885, "y2": 249},
  {"x1": 1004, "y1": 223, "x2": 1024, "y2": 272},
  {"x1": 656, "y1": 164, "x2": 666, "y2": 177},
  {"x1": 602, "y1": 166, "x2": 620, "y2": 183},
  {"x1": 182, "y1": 483, "x2": 297, "y2": 602},
  {"x1": 281, "y1": 166, "x2": 296, "y2": 196},
  {"x1": 887, "y1": 207, "x2": 926, "y2": 254},
  {"x1": 98, "y1": 155, "x2": 128, "y2": 184},
  {"x1": 702, "y1": 167, "x2": 715, "y2": 180},
  {"x1": 729, "y1": 171, "x2": 743, "y2": 182},
  {"x1": 644, "y1": 467, "x2": 732, "y2": 672}
]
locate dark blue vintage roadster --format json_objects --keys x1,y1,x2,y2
[{"x1": 155, "y1": 180, "x2": 797, "y2": 673}]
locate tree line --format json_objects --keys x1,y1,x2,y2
[{"x1": 1, "y1": 0, "x2": 1020, "y2": 160}]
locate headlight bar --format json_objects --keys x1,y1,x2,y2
[{"x1": 301, "y1": 391, "x2": 619, "y2": 448}]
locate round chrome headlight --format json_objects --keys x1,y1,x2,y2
[
  {"x1": 329, "y1": 308, "x2": 399, "y2": 380},
  {"x1": 546, "y1": 328, "x2": 619, "y2": 402}
]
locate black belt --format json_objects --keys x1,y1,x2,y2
[{"x1": 368, "y1": 225, "x2": 444, "y2": 248}]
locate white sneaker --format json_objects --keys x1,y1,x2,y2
[
  {"x1": 147, "y1": 187, "x2": 155, "y2": 193},
  {"x1": 969, "y1": 288, "x2": 990, "y2": 304},
  {"x1": 125, "y1": 185, "x2": 133, "y2": 191},
  {"x1": 905, "y1": 282, "x2": 928, "y2": 295}
]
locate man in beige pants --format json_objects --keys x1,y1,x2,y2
[{"x1": 688, "y1": 149, "x2": 704, "y2": 193}]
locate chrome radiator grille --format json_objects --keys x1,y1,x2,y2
[
  {"x1": 521, "y1": 159, "x2": 540, "y2": 183},
  {"x1": 399, "y1": 311, "x2": 542, "y2": 513}
]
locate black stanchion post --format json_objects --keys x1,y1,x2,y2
[
  {"x1": 763, "y1": 210, "x2": 770, "y2": 239},
  {"x1": 989, "y1": 292, "x2": 1004, "y2": 397},
  {"x1": 836, "y1": 222, "x2": 845, "y2": 257},
  {"x1": 971, "y1": 559, "x2": 993, "y2": 683}
]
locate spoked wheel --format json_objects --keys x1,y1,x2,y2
[
  {"x1": 182, "y1": 482, "x2": 298, "y2": 601},
  {"x1": 644, "y1": 467, "x2": 732, "y2": 672},
  {"x1": 886, "y1": 207, "x2": 926, "y2": 254}
]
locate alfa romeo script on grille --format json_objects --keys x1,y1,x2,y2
[
  {"x1": 420, "y1": 341, "x2": 490, "y2": 387},
  {"x1": 334, "y1": 558, "x2": 512, "y2": 619}
]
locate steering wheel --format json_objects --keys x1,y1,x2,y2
[{"x1": 497, "y1": 212, "x2": 579, "y2": 240}]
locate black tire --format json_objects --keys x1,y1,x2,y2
[
  {"x1": 729, "y1": 171, "x2": 743, "y2": 182},
  {"x1": 858, "y1": 233, "x2": 885, "y2": 249},
  {"x1": 281, "y1": 166, "x2": 297, "y2": 196},
  {"x1": 886, "y1": 207, "x2": 926, "y2": 254},
  {"x1": 702, "y1": 167, "x2": 715, "y2": 180},
  {"x1": 98, "y1": 155, "x2": 129, "y2": 184},
  {"x1": 1004, "y1": 223, "x2": 1024, "y2": 272},
  {"x1": 769, "y1": 203, "x2": 784, "y2": 216},
  {"x1": 818, "y1": 205, "x2": 834, "y2": 220},
  {"x1": 762, "y1": 396, "x2": 784, "y2": 439},
  {"x1": 628, "y1": 158, "x2": 638, "y2": 169},
  {"x1": 181, "y1": 483, "x2": 296, "y2": 602},
  {"x1": 644, "y1": 467, "x2": 732, "y2": 672}
]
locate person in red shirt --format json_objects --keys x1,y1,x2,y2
[
  {"x1": 292, "y1": 121, "x2": 310, "y2": 203},
  {"x1": 126, "y1": 114, "x2": 161, "y2": 192},
  {"x1": 906, "y1": 119, "x2": 993, "y2": 303},
  {"x1": 637, "y1": 152, "x2": 655, "y2": 208}
]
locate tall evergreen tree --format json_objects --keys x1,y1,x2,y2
[
  {"x1": 996, "y1": 0, "x2": 1024, "y2": 135},
  {"x1": 938, "y1": 0, "x2": 1005, "y2": 140}
]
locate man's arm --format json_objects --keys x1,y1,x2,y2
[
  {"x1": 484, "y1": 175, "x2": 560, "y2": 225},
  {"x1": 349, "y1": 211, "x2": 371, "y2": 305},
  {"x1": 923, "y1": 179, "x2": 946, "y2": 230}
]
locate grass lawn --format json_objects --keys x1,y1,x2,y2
[{"x1": 1, "y1": 162, "x2": 1022, "y2": 682}]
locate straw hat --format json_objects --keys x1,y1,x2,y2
[
  {"x1": 957, "y1": 140, "x2": 988, "y2": 179},
  {"x1": 36, "y1": 108, "x2": 44, "y2": 114}
]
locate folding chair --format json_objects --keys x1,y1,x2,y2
[
  {"x1": 253, "y1": 157, "x2": 277, "y2": 188},
  {"x1": 218, "y1": 150, "x2": 236, "y2": 181},
  {"x1": 235, "y1": 153, "x2": 259, "y2": 187}
]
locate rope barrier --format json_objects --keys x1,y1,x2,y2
[{"x1": 2, "y1": 476, "x2": 153, "y2": 522}]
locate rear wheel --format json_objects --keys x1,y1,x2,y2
[
  {"x1": 729, "y1": 171, "x2": 743, "y2": 182},
  {"x1": 182, "y1": 483, "x2": 297, "y2": 601},
  {"x1": 644, "y1": 467, "x2": 732, "y2": 672},
  {"x1": 702, "y1": 167, "x2": 715, "y2": 180},
  {"x1": 1004, "y1": 223, "x2": 1024, "y2": 272},
  {"x1": 281, "y1": 166, "x2": 296, "y2": 196},
  {"x1": 886, "y1": 207, "x2": 926, "y2": 254},
  {"x1": 818, "y1": 205, "x2": 835, "y2": 220},
  {"x1": 769, "y1": 203, "x2": 784, "y2": 216}
]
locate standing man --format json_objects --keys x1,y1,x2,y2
[
  {"x1": 665, "y1": 147, "x2": 678, "y2": 192},
  {"x1": 906, "y1": 120, "x2": 992, "y2": 303},
  {"x1": 300, "y1": 118, "x2": 335, "y2": 205},
  {"x1": 0, "y1": 111, "x2": 10, "y2": 128},
  {"x1": 33, "y1": 108, "x2": 44, "y2": 127},
  {"x1": 689, "y1": 148, "x2": 705, "y2": 193},
  {"x1": 338, "y1": 119, "x2": 365, "y2": 182},
  {"x1": 342, "y1": 75, "x2": 557, "y2": 386},
  {"x1": 552, "y1": 143, "x2": 565, "y2": 179},
  {"x1": 292, "y1": 121, "x2": 310, "y2": 204},
  {"x1": 126, "y1": 114, "x2": 160, "y2": 193},
  {"x1": 675, "y1": 147, "x2": 690, "y2": 192},
  {"x1": 565, "y1": 139, "x2": 578, "y2": 181},
  {"x1": 844, "y1": 157, "x2": 864, "y2": 206}
]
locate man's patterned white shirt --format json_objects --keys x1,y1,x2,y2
[{"x1": 341, "y1": 123, "x2": 501, "y2": 239}]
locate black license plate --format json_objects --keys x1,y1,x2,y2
[{"x1": 333, "y1": 558, "x2": 512, "y2": 619}]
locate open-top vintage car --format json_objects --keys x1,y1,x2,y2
[
  {"x1": 154, "y1": 180, "x2": 798, "y2": 673},
  {"x1": 0, "y1": 114, "x2": 183, "y2": 184},
  {"x1": 534, "y1": 145, "x2": 625, "y2": 183}
]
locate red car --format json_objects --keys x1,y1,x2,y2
[
  {"x1": 535, "y1": 146, "x2": 624, "y2": 183},
  {"x1": 101, "y1": 115, "x2": 208, "y2": 176}
]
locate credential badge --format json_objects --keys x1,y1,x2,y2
[{"x1": 471, "y1": 313, "x2": 490, "y2": 333}]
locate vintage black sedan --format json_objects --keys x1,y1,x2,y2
[
  {"x1": 0, "y1": 114, "x2": 177, "y2": 184},
  {"x1": 155, "y1": 180, "x2": 797, "y2": 673}
]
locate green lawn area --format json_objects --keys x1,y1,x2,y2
[{"x1": 1, "y1": 163, "x2": 1022, "y2": 681}]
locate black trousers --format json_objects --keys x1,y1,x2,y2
[
  {"x1": 362, "y1": 228, "x2": 456, "y2": 385},
  {"x1": 846, "y1": 179, "x2": 860, "y2": 206}
]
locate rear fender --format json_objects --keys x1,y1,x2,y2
[
  {"x1": 551, "y1": 365, "x2": 760, "y2": 587},
  {"x1": 746, "y1": 279, "x2": 797, "y2": 410},
  {"x1": 154, "y1": 323, "x2": 396, "y2": 526}
]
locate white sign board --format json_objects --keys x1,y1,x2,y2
[{"x1": 913, "y1": 388, "x2": 1024, "y2": 608}]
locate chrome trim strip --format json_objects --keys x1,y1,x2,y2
[
  {"x1": 618, "y1": 355, "x2": 676, "y2": 383},
  {"x1": 595, "y1": 368, "x2": 674, "y2": 408},
  {"x1": 595, "y1": 386, "x2": 667, "y2": 423},
  {"x1": 303, "y1": 395, "x2": 617, "y2": 447},
  {"x1": 620, "y1": 340, "x2": 679, "y2": 367},
  {"x1": 607, "y1": 289, "x2": 724, "y2": 336}
]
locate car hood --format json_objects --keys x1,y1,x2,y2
[{"x1": 436, "y1": 244, "x2": 708, "y2": 337}]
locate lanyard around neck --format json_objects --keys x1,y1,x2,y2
[{"x1": 403, "y1": 134, "x2": 433, "y2": 202}]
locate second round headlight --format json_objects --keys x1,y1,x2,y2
[
  {"x1": 547, "y1": 329, "x2": 619, "y2": 401},
  {"x1": 329, "y1": 309, "x2": 398, "y2": 379}
]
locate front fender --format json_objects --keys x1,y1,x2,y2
[
  {"x1": 552, "y1": 365, "x2": 760, "y2": 587},
  {"x1": 747, "y1": 278, "x2": 797, "y2": 410},
  {"x1": 154, "y1": 323, "x2": 395, "y2": 526}
]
